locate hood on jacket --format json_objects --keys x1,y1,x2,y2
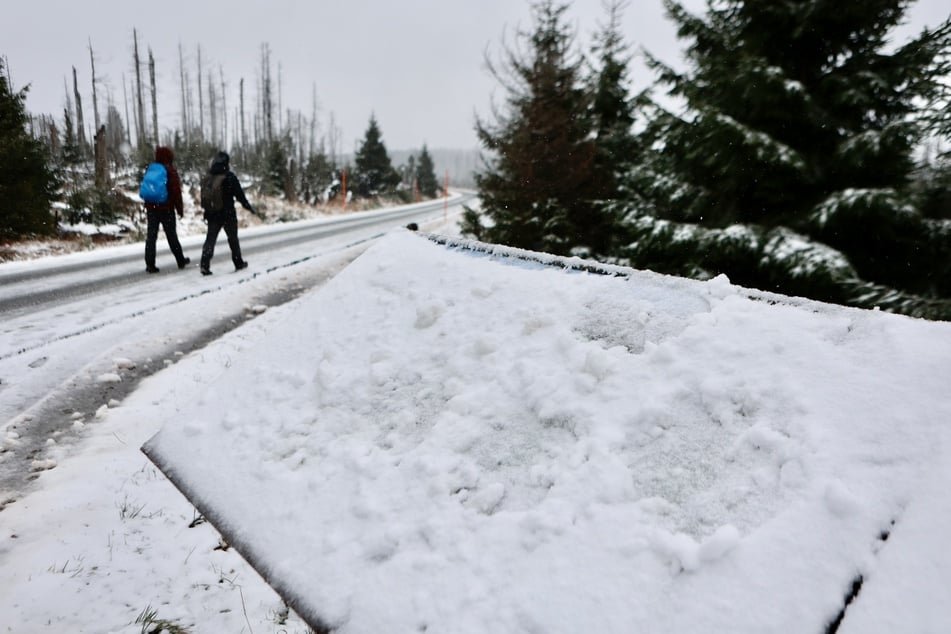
[
  {"x1": 210, "y1": 151, "x2": 230, "y2": 175},
  {"x1": 155, "y1": 146, "x2": 175, "y2": 165}
]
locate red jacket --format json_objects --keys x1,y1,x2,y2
[{"x1": 145, "y1": 146, "x2": 184, "y2": 216}]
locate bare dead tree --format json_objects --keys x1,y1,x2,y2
[
  {"x1": 178, "y1": 43, "x2": 189, "y2": 145},
  {"x1": 239, "y1": 77, "x2": 246, "y2": 152},
  {"x1": 208, "y1": 71, "x2": 217, "y2": 146},
  {"x1": 298, "y1": 111, "x2": 305, "y2": 177},
  {"x1": 133, "y1": 29, "x2": 146, "y2": 153},
  {"x1": 261, "y1": 43, "x2": 273, "y2": 144},
  {"x1": 122, "y1": 74, "x2": 133, "y2": 146},
  {"x1": 219, "y1": 65, "x2": 227, "y2": 148},
  {"x1": 72, "y1": 67, "x2": 87, "y2": 158},
  {"x1": 62, "y1": 76, "x2": 73, "y2": 137},
  {"x1": 231, "y1": 107, "x2": 239, "y2": 151},
  {"x1": 88, "y1": 40, "x2": 100, "y2": 130},
  {"x1": 310, "y1": 83, "x2": 320, "y2": 157},
  {"x1": 149, "y1": 48, "x2": 158, "y2": 147},
  {"x1": 197, "y1": 45, "x2": 204, "y2": 140},
  {"x1": 94, "y1": 125, "x2": 108, "y2": 188}
]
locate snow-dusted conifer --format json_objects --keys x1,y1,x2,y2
[
  {"x1": 621, "y1": 0, "x2": 951, "y2": 317},
  {"x1": 465, "y1": 0, "x2": 606, "y2": 257},
  {"x1": 586, "y1": 0, "x2": 640, "y2": 255},
  {"x1": 417, "y1": 144, "x2": 439, "y2": 199},
  {"x1": 0, "y1": 59, "x2": 58, "y2": 239},
  {"x1": 353, "y1": 114, "x2": 399, "y2": 197}
]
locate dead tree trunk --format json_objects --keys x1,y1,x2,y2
[
  {"x1": 208, "y1": 71, "x2": 217, "y2": 147},
  {"x1": 89, "y1": 40, "x2": 100, "y2": 130},
  {"x1": 133, "y1": 29, "x2": 146, "y2": 155},
  {"x1": 310, "y1": 83, "x2": 319, "y2": 157},
  {"x1": 72, "y1": 66, "x2": 87, "y2": 159},
  {"x1": 239, "y1": 77, "x2": 246, "y2": 155},
  {"x1": 261, "y1": 43, "x2": 273, "y2": 144},
  {"x1": 94, "y1": 125, "x2": 108, "y2": 189},
  {"x1": 219, "y1": 66, "x2": 227, "y2": 149},
  {"x1": 178, "y1": 43, "x2": 189, "y2": 145},
  {"x1": 122, "y1": 75, "x2": 133, "y2": 146},
  {"x1": 197, "y1": 45, "x2": 204, "y2": 141},
  {"x1": 149, "y1": 48, "x2": 159, "y2": 146}
]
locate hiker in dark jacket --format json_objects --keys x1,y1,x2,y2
[
  {"x1": 144, "y1": 146, "x2": 190, "y2": 273},
  {"x1": 199, "y1": 151, "x2": 260, "y2": 275}
]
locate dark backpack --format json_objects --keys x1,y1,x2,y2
[
  {"x1": 139, "y1": 163, "x2": 169, "y2": 204},
  {"x1": 200, "y1": 173, "x2": 226, "y2": 212}
]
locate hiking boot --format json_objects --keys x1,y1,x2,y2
[
  {"x1": 146, "y1": 266, "x2": 160, "y2": 274},
  {"x1": 235, "y1": 260, "x2": 249, "y2": 271},
  {"x1": 200, "y1": 267, "x2": 212, "y2": 276},
  {"x1": 178, "y1": 257, "x2": 191, "y2": 270}
]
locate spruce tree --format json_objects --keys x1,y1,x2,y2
[
  {"x1": 623, "y1": 0, "x2": 951, "y2": 318},
  {"x1": 61, "y1": 108, "x2": 82, "y2": 166},
  {"x1": 262, "y1": 139, "x2": 290, "y2": 197},
  {"x1": 587, "y1": 0, "x2": 639, "y2": 253},
  {"x1": 466, "y1": 0, "x2": 607, "y2": 257},
  {"x1": 353, "y1": 114, "x2": 399, "y2": 197},
  {"x1": 301, "y1": 146, "x2": 333, "y2": 204},
  {"x1": 417, "y1": 144, "x2": 439, "y2": 198},
  {"x1": 0, "y1": 60, "x2": 58, "y2": 239}
]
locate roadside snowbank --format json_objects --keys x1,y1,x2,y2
[{"x1": 139, "y1": 230, "x2": 951, "y2": 633}]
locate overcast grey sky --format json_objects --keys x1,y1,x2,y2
[{"x1": 2, "y1": 0, "x2": 948, "y2": 153}]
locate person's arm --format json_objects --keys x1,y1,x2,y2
[
  {"x1": 168, "y1": 166, "x2": 184, "y2": 216},
  {"x1": 229, "y1": 172, "x2": 262, "y2": 217},
  {"x1": 229, "y1": 172, "x2": 253, "y2": 211}
]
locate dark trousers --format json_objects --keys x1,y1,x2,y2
[
  {"x1": 200, "y1": 213, "x2": 243, "y2": 270},
  {"x1": 145, "y1": 210, "x2": 186, "y2": 268}
]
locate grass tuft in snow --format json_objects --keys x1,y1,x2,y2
[{"x1": 134, "y1": 604, "x2": 190, "y2": 634}]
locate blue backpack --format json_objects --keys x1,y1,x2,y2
[{"x1": 139, "y1": 162, "x2": 169, "y2": 204}]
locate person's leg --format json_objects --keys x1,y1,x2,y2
[
  {"x1": 223, "y1": 216, "x2": 245, "y2": 269},
  {"x1": 200, "y1": 217, "x2": 223, "y2": 274},
  {"x1": 160, "y1": 212, "x2": 189, "y2": 268},
  {"x1": 145, "y1": 212, "x2": 160, "y2": 272}
]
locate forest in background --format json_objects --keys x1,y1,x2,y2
[
  {"x1": 1, "y1": 32, "x2": 477, "y2": 246},
  {"x1": 463, "y1": 0, "x2": 951, "y2": 320},
  {"x1": 3, "y1": 0, "x2": 951, "y2": 321}
]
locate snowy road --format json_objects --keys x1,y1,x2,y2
[
  {"x1": 0, "y1": 195, "x2": 467, "y2": 316},
  {"x1": 0, "y1": 194, "x2": 471, "y2": 505}
]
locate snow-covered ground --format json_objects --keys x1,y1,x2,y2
[
  {"x1": 3, "y1": 225, "x2": 951, "y2": 633},
  {"x1": 0, "y1": 207, "x2": 458, "y2": 633}
]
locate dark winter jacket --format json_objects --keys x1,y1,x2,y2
[
  {"x1": 145, "y1": 146, "x2": 184, "y2": 216},
  {"x1": 207, "y1": 151, "x2": 253, "y2": 217}
]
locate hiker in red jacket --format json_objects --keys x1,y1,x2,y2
[{"x1": 143, "y1": 146, "x2": 191, "y2": 273}]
